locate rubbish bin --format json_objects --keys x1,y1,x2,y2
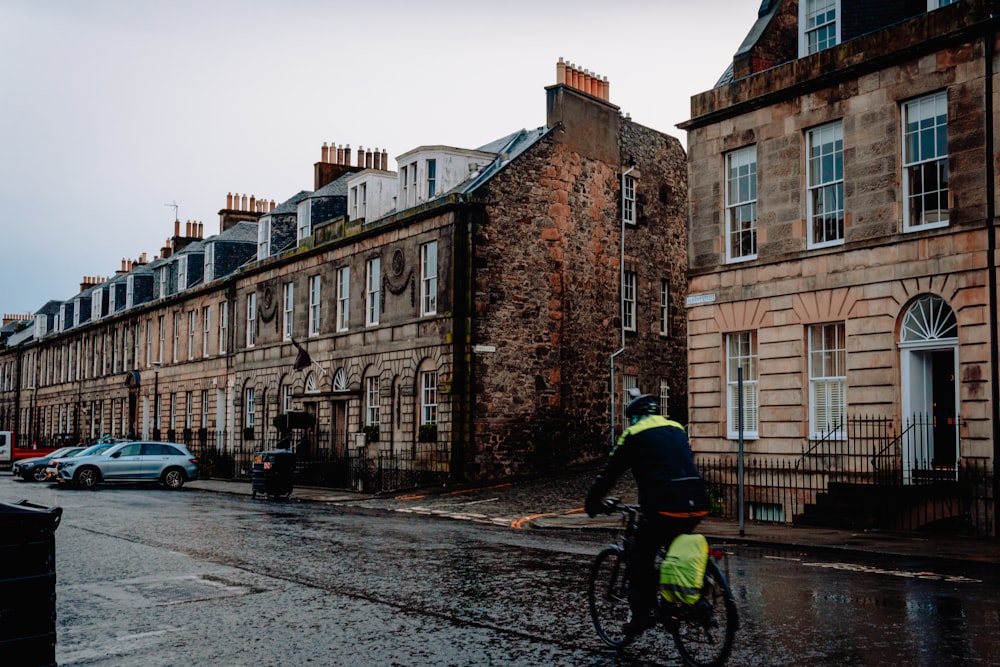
[
  {"x1": 251, "y1": 450, "x2": 295, "y2": 500},
  {"x1": 0, "y1": 500, "x2": 62, "y2": 667}
]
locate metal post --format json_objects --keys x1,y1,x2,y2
[
  {"x1": 738, "y1": 367, "x2": 745, "y2": 537},
  {"x1": 153, "y1": 362, "x2": 160, "y2": 440}
]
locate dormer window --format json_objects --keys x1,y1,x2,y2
[
  {"x1": 177, "y1": 256, "x2": 189, "y2": 291},
  {"x1": 297, "y1": 199, "x2": 313, "y2": 244},
  {"x1": 34, "y1": 314, "x2": 45, "y2": 339},
  {"x1": 800, "y1": 0, "x2": 839, "y2": 56},
  {"x1": 426, "y1": 159, "x2": 437, "y2": 198},
  {"x1": 92, "y1": 290, "x2": 103, "y2": 320},
  {"x1": 928, "y1": 0, "x2": 958, "y2": 7},
  {"x1": 204, "y1": 243, "x2": 215, "y2": 282},
  {"x1": 158, "y1": 266, "x2": 169, "y2": 299},
  {"x1": 351, "y1": 183, "x2": 368, "y2": 221},
  {"x1": 258, "y1": 217, "x2": 271, "y2": 260},
  {"x1": 408, "y1": 161, "x2": 417, "y2": 205}
]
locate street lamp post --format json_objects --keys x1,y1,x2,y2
[{"x1": 153, "y1": 362, "x2": 161, "y2": 440}]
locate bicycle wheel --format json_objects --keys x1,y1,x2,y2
[
  {"x1": 670, "y1": 558, "x2": 738, "y2": 667},
  {"x1": 588, "y1": 547, "x2": 633, "y2": 649}
]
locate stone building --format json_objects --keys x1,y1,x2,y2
[
  {"x1": 682, "y1": 0, "x2": 997, "y2": 533},
  {"x1": 0, "y1": 60, "x2": 689, "y2": 486}
]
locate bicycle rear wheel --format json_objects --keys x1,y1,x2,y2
[
  {"x1": 588, "y1": 547, "x2": 633, "y2": 649},
  {"x1": 670, "y1": 558, "x2": 738, "y2": 666}
]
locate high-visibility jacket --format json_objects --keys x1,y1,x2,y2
[{"x1": 587, "y1": 415, "x2": 709, "y2": 518}]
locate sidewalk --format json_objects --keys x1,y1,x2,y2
[{"x1": 186, "y1": 473, "x2": 1000, "y2": 568}]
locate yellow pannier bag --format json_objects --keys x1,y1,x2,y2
[{"x1": 659, "y1": 533, "x2": 708, "y2": 604}]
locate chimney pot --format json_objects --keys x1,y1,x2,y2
[
  {"x1": 322, "y1": 142, "x2": 329, "y2": 162},
  {"x1": 250, "y1": 194, "x2": 256, "y2": 212},
  {"x1": 174, "y1": 219, "x2": 180, "y2": 237},
  {"x1": 226, "y1": 192, "x2": 233, "y2": 209},
  {"x1": 241, "y1": 194, "x2": 248, "y2": 211},
  {"x1": 556, "y1": 57, "x2": 566, "y2": 85}
]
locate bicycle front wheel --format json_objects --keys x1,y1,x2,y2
[
  {"x1": 588, "y1": 546, "x2": 633, "y2": 649},
  {"x1": 671, "y1": 558, "x2": 738, "y2": 666}
]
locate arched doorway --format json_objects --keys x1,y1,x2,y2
[{"x1": 898, "y1": 294, "x2": 959, "y2": 483}]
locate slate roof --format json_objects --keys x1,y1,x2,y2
[
  {"x1": 714, "y1": 0, "x2": 782, "y2": 87},
  {"x1": 211, "y1": 220, "x2": 258, "y2": 244},
  {"x1": 457, "y1": 127, "x2": 550, "y2": 195}
]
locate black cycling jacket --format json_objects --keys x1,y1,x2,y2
[{"x1": 587, "y1": 415, "x2": 709, "y2": 517}]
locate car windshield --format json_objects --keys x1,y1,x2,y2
[
  {"x1": 44, "y1": 447, "x2": 75, "y2": 459},
  {"x1": 69, "y1": 443, "x2": 115, "y2": 458}
]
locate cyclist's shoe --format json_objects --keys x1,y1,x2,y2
[{"x1": 623, "y1": 614, "x2": 656, "y2": 637}]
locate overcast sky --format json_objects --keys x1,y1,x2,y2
[{"x1": 0, "y1": 0, "x2": 759, "y2": 316}]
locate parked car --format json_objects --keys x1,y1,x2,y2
[
  {"x1": 46, "y1": 442, "x2": 117, "y2": 481},
  {"x1": 55, "y1": 441, "x2": 198, "y2": 489},
  {"x1": 12, "y1": 446, "x2": 87, "y2": 482}
]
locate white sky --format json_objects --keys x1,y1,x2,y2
[{"x1": 0, "y1": 0, "x2": 759, "y2": 316}]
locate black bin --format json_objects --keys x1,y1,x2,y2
[
  {"x1": 251, "y1": 450, "x2": 296, "y2": 500},
  {"x1": 0, "y1": 500, "x2": 62, "y2": 667}
]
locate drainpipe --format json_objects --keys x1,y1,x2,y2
[
  {"x1": 985, "y1": 26, "x2": 999, "y2": 538},
  {"x1": 610, "y1": 166, "x2": 635, "y2": 450}
]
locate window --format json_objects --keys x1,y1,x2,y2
[
  {"x1": 622, "y1": 271, "x2": 637, "y2": 332},
  {"x1": 801, "y1": 0, "x2": 838, "y2": 56},
  {"x1": 659, "y1": 279, "x2": 670, "y2": 336},
  {"x1": 336, "y1": 266, "x2": 350, "y2": 331},
  {"x1": 401, "y1": 165, "x2": 409, "y2": 207},
  {"x1": 177, "y1": 256, "x2": 188, "y2": 291},
  {"x1": 157, "y1": 315, "x2": 165, "y2": 362},
  {"x1": 204, "y1": 243, "x2": 215, "y2": 282},
  {"x1": 903, "y1": 91, "x2": 949, "y2": 230},
  {"x1": 928, "y1": 0, "x2": 959, "y2": 7},
  {"x1": 281, "y1": 384, "x2": 291, "y2": 413},
  {"x1": 426, "y1": 159, "x2": 437, "y2": 198},
  {"x1": 145, "y1": 317, "x2": 152, "y2": 367},
  {"x1": 169, "y1": 392, "x2": 177, "y2": 430},
  {"x1": 173, "y1": 312, "x2": 181, "y2": 362},
  {"x1": 92, "y1": 290, "x2": 103, "y2": 320},
  {"x1": 809, "y1": 323, "x2": 846, "y2": 438},
  {"x1": 308, "y1": 275, "x2": 321, "y2": 336},
  {"x1": 366, "y1": 257, "x2": 381, "y2": 326},
  {"x1": 623, "y1": 174, "x2": 636, "y2": 225},
  {"x1": 297, "y1": 199, "x2": 312, "y2": 243},
  {"x1": 622, "y1": 374, "x2": 638, "y2": 418},
  {"x1": 806, "y1": 121, "x2": 844, "y2": 247},
  {"x1": 187, "y1": 310, "x2": 196, "y2": 361},
  {"x1": 201, "y1": 389, "x2": 209, "y2": 429},
  {"x1": 409, "y1": 161, "x2": 417, "y2": 205},
  {"x1": 185, "y1": 390, "x2": 193, "y2": 429},
  {"x1": 246, "y1": 292, "x2": 257, "y2": 348},
  {"x1": 158, "y1": 267, "x2": 169, "y2": 299},
  {"x1": 202, "y1": 306, "x2": 211, "y2": 357},
  {"x1": 421, "y1": 241, "x2": 438, "y2": 316},
  {"x1": 659, "y1": 378, "x2": 670, "y2": 418},
  {"x1": 126, "y1": 275, "x2": 135, "y2": 309},
  {"x1": 365, "y1": 376, "x2": 380, "y2": 426},
  {"x1": 283, "y1": 281, "x2": 294, "y2": 340},
  {"x1": 350, "y1": 183, "x2": 367, "y2": 221},
  {"x1": 258, "y1": 217, "x2": 271, "y2": 259},
  {"x1": 245, "y1": 387, "x2": 256, "y2": 432},
  {"x1": 421, "y1": 370, "x2": 438, "y2": 425},
  {"x1": 219, "y1": 301, "x2": 228, "y2": 354},
  {"x1": 726, "y1": 331, "x2": 759, "y2": 438},
  {"x1": 725, "y1": 146, "x2": 757, "y2": 261}
]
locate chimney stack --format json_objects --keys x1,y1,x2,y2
[{"x1": 556, "y1": 58, "x2": 610, "y2": 102}]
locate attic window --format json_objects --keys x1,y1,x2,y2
[{"x1": 800, "y1": 0, "x2": 839, "y2": 57}]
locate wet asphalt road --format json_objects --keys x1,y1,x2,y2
[{"x1": 3, "y1": 476, "x2": 999, "y2": 666}]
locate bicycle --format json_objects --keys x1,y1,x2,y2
[{"x1": 587, "y1": 499, "x2": 739, "y2": 666}]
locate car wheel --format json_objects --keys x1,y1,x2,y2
[
  {"x1": 32, "y1": 467, "x2": 48, "y2": 482},
  {"x1": 162, "y1": 468, "x2": 185, "y2": 490},
  {"x1": 75, "y1": 467, "x2": 100, "y2": 489}
]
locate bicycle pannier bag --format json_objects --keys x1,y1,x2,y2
[{"x1": 659, "y1": 533, "x2": 708, "y2": 604}]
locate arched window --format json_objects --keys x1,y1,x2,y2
[
  {"x1": 900, "y1": 294, "x2": 957, "y2": 343},
  {"x1": 332, "y1": 367, "x2": 348, "y2": 392},
  {"x1": 304, "y1": 371, "x2": 319, "y2": 395}
]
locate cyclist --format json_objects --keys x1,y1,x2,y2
[{"x1": 585, "y1": 389, "x2": 710, "y2": 636}]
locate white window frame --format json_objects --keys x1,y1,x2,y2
[
  {"x1": 726, "y1": 331, "x2": 759, "y2": 439},
  {"x1": 902, "y1": 91, "x2": 949, "y2": 231},
  {"x1": 126, "y1": 275, "x2": 135, "y2": 309},
  {"x1": 659, "y1": 378, "x2": 670, "y2": 418},
  {"x1": 365, "y1": 376, "x2": 380, "y2": 427},
  {"x1": 246, "y1": 292, "x2": 257, "y2": 348},
  {"x1": 426, "y1": 158, "x2": 437, "y2": 198},
  {"x1": 297, "y1": 199, "x2": 313, "y2": 244},
  {"x1": 408, "y1": 161, "x2": 417, "y2": 206},
  {"x1": 421, "y1": 370, "x2": 438, "y2": 425},
  {"x1": 202, "y1": 306, "x2": 211, "y2": 358},
  {"x1": 245, "y1": 387, "x2": 256, "y2": 431},
  {"x1": 204, "y1": 243, "x2": 215, "y2": 282},
  {"x1": 308, "y1": 275, "x2": 321, "y2": 336},
  {"x1": 258, "y1": 217, "x2": 271, "y2": 260},
  {"x1": 800, "y1": 0, "x2": 839, "y2": 57},
  {"x1": 283, "y1": 281, "x2": 294, "y2": 340},
  {"x1": 177, "y1": 255, "x2": 188, "y2": 291},
  {"x1": 622, "y1": 374, "x2": 638, "y2": 417},
  {"x1": 172, "y1": 312, "x2": 180, "y2": 362},
  {"x1": 282, "y1": 384, "x2": 291, "y2": 413},
  {"x1": 187, "y1": 310, "x2": 196, "y2": 361},
  {"x1": 622, "y1": 271, "x2": 637, "y2": 332},
  {"x1": 366, "y1": 257, "x2": 381, "y2": 327},
  {"x1": 725, "y1": 145, "x2": 758, "y2": 262},
  {"x1": 806, "y1": 121, "x2": 844, "y2": 248},
  {"x1": 157, "y1": 315, "x2": 165, "y2": 363},
  {"x1": 623, "y1": 174, "x2": 636, "y2": 225},
  {"x1": 219, "y1": 301, "x2": 228, "y2": 354},
  {"x1": 420, "y1": 241, "x2": 438, "y2": 316},
  {"x1": 336, "y1": 266, "x2": 350, "y2": 332},
  {"x1": 809, "y1": 322, "x2": 846, "y2": 439}
]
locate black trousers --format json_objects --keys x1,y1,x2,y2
[{"x1": 628, "y1": 513, "x2": 702, "y2": 618}]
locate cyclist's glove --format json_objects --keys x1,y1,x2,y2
[{"x1": 585, "y1": 478, "x2": 608, "y2": 517}]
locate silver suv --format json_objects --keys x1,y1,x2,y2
[{"x1": 56, "y1": 441, "x2": 199, "y2": 489}]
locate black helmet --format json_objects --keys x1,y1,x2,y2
[{"x1": 625, "y1": 392, "x2": 659, "y2": 420}]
